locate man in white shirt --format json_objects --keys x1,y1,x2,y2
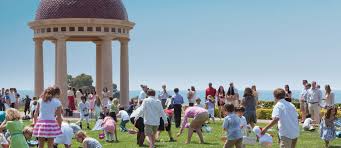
[
  {"x1": 308, "y1": 81, "x2": 322, "y2": 124},
  {"x1": 138, "y1": 85, "x2": 148, "y2": 104},
  {"x1": 262, "y1": 88, "x2": 299, "y2": 148},
  {"x1": 135, "y1": 89, "x2": 168, "y2": 148},
  {"x1": 158, "y1": 85, "x2": 170, "y2": 109}
]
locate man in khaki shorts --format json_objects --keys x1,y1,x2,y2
[
  {"x1": 262, "y1": 88, "x2": 299, "y2": 148},
  {"x1": 136, "y1": 89, "x2": 168, "y2": 148}
]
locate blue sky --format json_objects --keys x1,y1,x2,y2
[{"x1": 1, "y1": 0, "x2": 341, "y2": 91}]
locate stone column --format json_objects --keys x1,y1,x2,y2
[
  {"x1": 34, "y1": 38, "x2": 44, "y2": 97},
  {"x1": 95, "y1": 42, "x2": 103, "y2": 96},
  {"x1": 101, "y1": 36, "x2": 113, "y2": 97},
  {"x1": 55, "y1": 36, "x2": 68, "y2": 107},
  {"x1": 119, "y1": 38, "x2": 130, "y2": 107}
]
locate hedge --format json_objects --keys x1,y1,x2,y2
[
  {"x1": 256, "y1": 109, "x2": 341, "y2": 120},
  {"x1": 214, "y1": 107, "x2": 341, "y2": 120}
]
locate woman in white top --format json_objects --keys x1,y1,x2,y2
[
  {"x1": 324, "y1": 85, "x2": 335, "y2": 107},
  {"x1": 67, "y1": 87, "x2": 76, "y2": 110},
  {"x1": 75, "y1": 89, "x2": 83, "y2": 106}
]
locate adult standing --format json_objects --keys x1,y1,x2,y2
[
  {"x1": 102, "y1": 87, "x2": 110, "y2": 111},
  {"x1": 205, "y1": 82, "x2": 216, "y2": 100},
  {"x1": 226, "y1": 83, "x2": 239, "y2": 106},
  {"x1": 9, "y1": 88, "x2": 16, "y2": 108},
  {"x1": 300, "y1": 80, "x2": 309, "y2": 122},
  {"x1": 158, "y1": 85, "x2": 170, "y2": 109},
  {"x1": 135, "y1": 89, "x2": 168, "y2": 148},
  {"x1": 308, "y1": 81, "x2": 322, "y2": 124},
  {"x1": 67, "y1": 87, "x2": 76, "y2": 110},
  {"x1": 177, "y1": 106, "x2": 209, "y2": 144},
  {"x1": 216, "y1": 86, "x2": 225, "y2": 119},
  {"x1": 138, "y1": 85, "x2": 148, "y2": 104},
  {"x1": 251, "y1": 85, "x2": 259, "y2": 103},
  {"x1": 284, "y1": 85, "x2": 292, "y2": 102},
  {"x1": 262, "y1": 88, "x2": 299, "y2": 148},
  {"x1": 187, "y1": 86, "x2": 197, "y2": 107},
  {"x1": 241, "y1": 87, "x2": 257, "y2": 128},
  {"x1": 172, "y1": 88, "x2": 184, "y2": 128},
  {"x1": 324, "y1": 85, "x2": 335, "y2": 107}
]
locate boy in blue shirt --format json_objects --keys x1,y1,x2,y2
[{"x1": 222, "y1": 103, "x2": 243, "y2": 148}]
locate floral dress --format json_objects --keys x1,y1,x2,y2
[{"x1": 320, "y1": 118, "x2": 336, "y2": 141}]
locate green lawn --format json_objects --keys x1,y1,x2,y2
[{"x1": 23, "y1": 120, "x2": 341, "y2": 148}]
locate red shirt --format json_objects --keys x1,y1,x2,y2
[{"x1": 205, "y1": 87, "x2": 216, "y2": 99}]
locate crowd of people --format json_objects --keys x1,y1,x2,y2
[{"x1": 0, "y1": 80, "x2": 338, "y2": 148}]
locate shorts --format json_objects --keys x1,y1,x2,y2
[
  {"x1": 190, "y1": 112, "x2": 209, "y2": 129},
  {"x1": 158, "y1": 117, "x2": 171, "y2": 131},
  {"x1": 144, "y1": 125, "x2": 158, "y2": 136}
]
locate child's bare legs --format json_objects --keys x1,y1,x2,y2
[
  {"x1": 155, "y1": 131, "x2": 161, "y2": 141},
  {"x1": 47, "y1": 138, "x2": 54, "y2": 148},
  {"x1": 325, "y1": 140, "x2": 329, "y2": 148},
  {"x1": 38, "y1": 138, "x2": 45, "y2": 148}
]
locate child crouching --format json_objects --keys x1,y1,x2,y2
[
  {"x1": 102, "y1": 112, "x2": 118, "y2": 142},
  {"x1": 76, "y1": 131, "x2": 102, "y2": 148}
]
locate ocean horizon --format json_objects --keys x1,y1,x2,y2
[{"x1": 17, "y1": 89, "x2": 341, "y2": 103}]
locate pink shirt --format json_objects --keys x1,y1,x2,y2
[
  {"x1": 102, "y1": 117, "x2": 116, "y2": 132},
  {"x1": 180, "y1": 106, "x2": 208, "y2": 132}
]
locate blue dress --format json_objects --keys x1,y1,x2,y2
[{"x1": 320, "y1": 118, "x2": 336, "y2": 141}]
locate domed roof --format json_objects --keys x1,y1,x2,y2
[{"x1": 35, "y1": 0, "x2": 128, "y2": 20}]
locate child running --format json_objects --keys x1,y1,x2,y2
[
  {"x1": 102, "y1": 112, "x2": 118, "y2": 142},
  {"x1": 33, "y1": 86, "x2": 62, "y2": 148},
  {"x1": 320, "y1": 106, "x2": 337, "y2": 148},
  {"x1": 78, "y1": 96, "x2": 90, "y2": 129},
  {"x1": 117, "y1": 106, "x2": 129, "y2": 132},
  {"x1": 0, "y1": 108, "x2": 28, "y2": 148},
  {"x1": 222, "y1": 103, "x2": 243, "y2": 148},
  {"x1": 76, "y1": 131, "x2": 102, "y2": 148}
]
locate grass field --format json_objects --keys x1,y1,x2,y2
[{"x1": 24, "y1": 119, "x2": 341, "y2": 148}]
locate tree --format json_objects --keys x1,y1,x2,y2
[{"x1": 68, "y1": 73, "x2": 93, "y2": 90}]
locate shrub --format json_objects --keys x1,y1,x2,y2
[{"x1": 256, "y1": 108, "x2": 341, "y2": 120}]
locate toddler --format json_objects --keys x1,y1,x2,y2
[{"x1": 102, "y1": 113, "x2": 118, "y2": 142}]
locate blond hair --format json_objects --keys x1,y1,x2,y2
[
  {"x1": 23, "y1": 125, "x2": 33, "y2": 136},
  {"x1": 6, "y1": 108, "x2": 21, "y2": 121},
  {"x1": 76, "y1": 130, "x2": 87, "y2": 139},
  {"x1": 273, "y1": 88, "x2": 286, "y2": 99},
  {"x1": 112, "y1": 98, "x2": 119, "y2": 105}
]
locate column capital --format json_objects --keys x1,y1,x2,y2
[
  {"x1": 55, "y1": 35, "x2": 68, "y2": 41},
  {"x1": 99, "y1": 35, "x2": 114, "y2": 41},
  {"x1": 33, "y1": 38, "x2": 44, "y2": 43},
  {"x1": 119, "y1": 38, "x2": 130, "y2": 44},
  {"x1": 93, "y1": 41, "x2": 102, "y2": 45}
]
